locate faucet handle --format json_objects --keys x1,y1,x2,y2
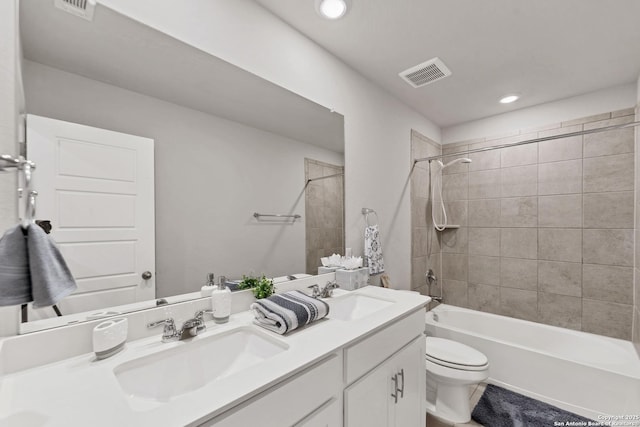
[
  {"x1": 147, "y1": 318, "x2": 178, "y2": 342},
  {"x1": 194, "y1": 309, "x2": 215, "y2": 331},
  {"x1": 307, "y1": 284, "x2": 321, "y2": 298}
]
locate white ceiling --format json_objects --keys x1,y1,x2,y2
[
  {"x1": 255, "y1": 0, "x2": 640, "y2": 128},
  {"x1": 20, "y1": 1, "x2": 344, "y2": 153}
]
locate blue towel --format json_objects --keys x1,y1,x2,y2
[
  {"x1": 251, "y1": 290, "x2": 329, "y2": 334},
  {"x1": 0, "y1": 224, "x2": 76, "y2": 308}
]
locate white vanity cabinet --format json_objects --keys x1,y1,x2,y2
[
  {"x1": 343, "y1": 310, "x2": 426, "y2": 427},
  {"x1": 199, "y1": 354, "x2": 342, "y2": 427}
]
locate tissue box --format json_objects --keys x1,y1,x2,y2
[
  {"x1": 335, "y1": 268, "x2": 369, "y2": 291},
  {"x1": 318, "y1": 266, "x2": 340, "y2": 275}
]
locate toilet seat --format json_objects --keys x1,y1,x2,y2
[{"x1": 426, "y1": 337, "x2": 489, "y2": 371}]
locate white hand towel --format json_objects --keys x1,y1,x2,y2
[{"x1": 364, "y1": 225, "x2": 385, "y2": 275}]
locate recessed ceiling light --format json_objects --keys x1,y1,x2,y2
[
  {"x1": 499, "y1": 94, "x2": 520, "y2": 104},
  {"x1": 315, "y1": 0, "x2": 348, "y2": 20}
]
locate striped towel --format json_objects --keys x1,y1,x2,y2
[{"x1": 250, "y1": 290, "x2": 330, "y2": 334}]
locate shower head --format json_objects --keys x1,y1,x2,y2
[{"x1": 436, "y1": 157, "x2": 472, "y2": 169}]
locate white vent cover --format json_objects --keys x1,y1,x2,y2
[
  {"x1": 54, "y1": 0, "x2": 96, "y2": 21},
  {"x1": 399, "y1": 57, "x2": 452, "y2": 88}
]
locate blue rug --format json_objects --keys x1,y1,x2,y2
[{"x1": 471, "y1": 384, "x2": 593, "y2": 427}]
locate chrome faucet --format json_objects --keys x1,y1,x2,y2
[
  {"x1": 321, "y1": 281, "x2": 340, "y2": 298},
  {"x1": 308, "y1": 281, "x2": 340, "y2": 298},
  {"x1": 147, "y1": 310, "x2": 214, "y2": 342}
]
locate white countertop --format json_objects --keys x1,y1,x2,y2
[{"x1": 0, "y1": 287, "x2": 428, "y2": 427}]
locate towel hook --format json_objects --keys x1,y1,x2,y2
[{"x1": 361, "y1": 208, "x2": 379, "y2": 227}]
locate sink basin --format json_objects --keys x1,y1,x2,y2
[
  {"x1": 114, "y1": 327, "x2": 288, "y2": 407},
  {"x1": 327, "y1": 293, "x2": 393, "y2": 321}
]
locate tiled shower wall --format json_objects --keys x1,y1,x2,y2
[
  {"x1": 439, "y1": 108, "x2": 636, "y2": 340},
  {"x1": 305, "y1": 158, "x2": 345, "y2": 275},
  {"x1": 410, "y1": 130, "x2": 442, "y2": 296}
]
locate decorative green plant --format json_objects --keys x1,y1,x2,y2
[{"x1": 238, "y1": 274, "x2": 275, "y2": 299}]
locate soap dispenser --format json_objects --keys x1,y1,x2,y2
[
  {"x1": 211, "y1": 275, "x2": 231, "y2": 324},
  {"x1": 201, "y1": 273, "x2": 216, "y2": 297}
]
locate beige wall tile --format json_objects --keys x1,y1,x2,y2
[
  {"x1": 583, "y1": 114, "x2": 635, "y2": 131},
  {"x1": 468, "y1": 228, "x2": 500, "y2": 256},
  {"x1": 468, "y1": 283, "x2": 500, "y2": 314},
  {"x1": 442, "y1": 279, "x2": 468, "y2": 308},
  {"x1": 469, "y1": 169, "x2": 501, "y2": 199},
  {"x1": 582, "y1": 264, "x2": 633, "y2": 304},
  {"x1": 562, "y1": 112, "x2": 610, "y2": 127},
  {"x1": 442, "y1": 253, "x2": 468, "y2": 282},
  {"x1": 444, "y1": 200, "x2": 468, "y2": 226},
  {"x1": 538, "y1": 194, "x2": 582, "y2": 228},
  {"x1": 583, "y1": 192, "x2": 634, "y2": 229},
  {"x1": 411, "y1": 255, "x2": 428, "y2": 290},
  {"x1": 500, "y1": 288, "x2": 538, "y2": 322},
  {"x1": 469, "y1": 149, "x2": 500, "y2": 171},
  {"x1": 410, "y1": 166, "x2": 429, "y2": 199},
  {"x1": 583, "y1": 229, "x2": 633, "y2": 267},
  {"x1": 468, "y1": 199, "x2": 501, "y2": 227},
  {"x1": 500, "y1": 257, "x2": 537, "y2": 290},
  {"x1": 412, "y1": 227, "x2": 428, "y2": 257},
  {"x1": 538, "y1": 135, "x2": 583, "y2": 163},
  {"x1": 583, "y1": 127, "x2": 634, "y2": 158},
  {"x1": 441, "y1": 227, "x2": 468, "y2": 254},
  {"x1": 538, "y1": 159, "x2": 582, "y2": 195},
  {"x1": 442, "y1": 158, "x2": 470, "y2": 175},
  {"x1": 582, "y1": 299, "x2": 632, "y2": 340},
  {"x1": 468, "y1": 255, "x2": 500, "y2": 286},
  {"x1": 442, "y1": 172, "x2": 468, "y2": 201},
  {"x1": 583, "y1": 153, "x2": 634, "y2": 193},
  {"x1": 501, "y1": 142, "x2": 538, "y2": 168},
  {"x1": 500, "y1": 197, "x2": 537, "y2": 228},
  {"x1": 611, "y1": 107, "x2": 635, "y2": 118},
  {"x1": 501, "y1": 165, "x2": 537, "y2": 197},
  {"x1": 538, "y1": 292, "x2": 582, "y2": 330},
  {"x1": 538, "y1": 260, "x2": 582, "y2": 297},
  {"x1": 500, "y1": 228, "x2": 537, "y2": 259},
  {"x1": 411, "y1": 197, "x2": 428, "y2": 228},
  {"x1": 538, "y1": 228, "x2": 582, "y2": 262}
]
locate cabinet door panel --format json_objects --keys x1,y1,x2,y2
[
  {"x1": 344, "y1": 359, "x2": 392, "y2": 427},
  {"x1": 392, "y1": 338, "x2": 425, "y2": 427},
  {"x1": 296, "y1": 397, "x2": 341, "y2": 427}
]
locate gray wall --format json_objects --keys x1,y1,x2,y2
[
  {"x1": 438, "y1": 109, "x2": 636, "y2": 340},
  {"x1": 23, "y1": 60, "x2": 343, "y2": 297},
  {"x1": 634, "y1": 100, "x2": 640, "y2": 353}
]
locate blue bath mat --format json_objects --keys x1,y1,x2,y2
[{"x1": 472, "y1": 384, "x2": 593, "y2": 427}]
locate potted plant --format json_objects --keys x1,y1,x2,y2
[{"x1": 238, "y1": 274, "x2": 275, "y2": 299}]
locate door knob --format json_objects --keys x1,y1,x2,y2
[{"x1": 142, "y1": 271, "x2": 153, "y2": 280}]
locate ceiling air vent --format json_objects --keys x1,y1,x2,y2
[
  {"x1": 399, "y1": 57, "x2": 452, "y2": 88},
  {"x1": 54, "y1": 0, "x2": 96, "y2": 21}
]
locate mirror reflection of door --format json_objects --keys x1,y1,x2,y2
[
  {"x1": 304, "y1": 158, "x2": 345, "y2": 274},
  {"x1": 26, "y1": 115, "x2": 155, "y2": 322}
]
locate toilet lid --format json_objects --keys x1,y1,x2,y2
[{"x1": 425, "y1": 337, "x2": 488, "y2": 368}]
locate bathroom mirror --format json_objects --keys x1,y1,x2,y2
[{"x1": 17, "y1": 1, "x2": 345, "y2": 333}]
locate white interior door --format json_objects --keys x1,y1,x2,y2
[{"x1": 26, "y1": 115, "x2": 155, "y2": 319}]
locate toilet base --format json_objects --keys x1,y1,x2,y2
[{"x1": 427, "y1": 382, "x2": 472, "y2": 424}]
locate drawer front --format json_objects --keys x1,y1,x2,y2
[
  {"x1": 345, "y1": 309, "x2": 424, "y2": 384},
  {"x1": 294, "y1": 397, "x2": 342, "y2": 427},
  {"x1": 203, "y1": 354, "x2": 341, "y2": 427}
]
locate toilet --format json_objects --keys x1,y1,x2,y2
[{"x1": 425, "y1": 336, "x2": 490, "y2": 424}]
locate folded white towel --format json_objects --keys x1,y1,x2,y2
[
  {"x1": 251, "y1": 290, "x2": 329, "y2": 334},
  {"x1": 364, "y1": 225, "x2": 385, "y2": 275}
]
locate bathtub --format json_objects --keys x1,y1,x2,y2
[{"x1": 425, "y1": 304, "x2": 640, "y2": 420}]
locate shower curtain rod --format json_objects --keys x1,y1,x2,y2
[
  {"x1": 306, "y1": 172, "x2": 344, "y2": 183},
  {"x1": 413, "y1": 120, "x2": 640, "y2": 165}
]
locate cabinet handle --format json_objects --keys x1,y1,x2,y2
[
  {"x1": 397, "y1": 368, "x2": 405, "y2": 398},
  {"x1": 390, "y1": 374, "x2": 399, "y2": 404}
]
